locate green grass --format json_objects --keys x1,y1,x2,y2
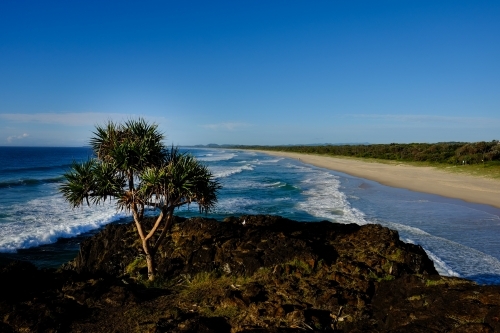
[
  {"x1": 431, "y1": 161, "x2": 500, "y2": 179},
  {"x1": 424, "y1": 276, "x2": 475, "y2": 287},
  {"x1": 387, "y1": 249, "x2": 404, "y2": 262},
  {"x1": 201, "y1": 305, "x2": 240, "y2": 318},
  {"x1": 285, "y1": 259, "x2": 313, "y2": 275},
  {"x1": 179, "y1": 270, "x2": 249, "y2": 303},
  {"x1": 125, "y1": 256, "x2": 147, "y2": 277},
  {"x1": 368, "y1": 270, "x2": 395, "y2": 282}
]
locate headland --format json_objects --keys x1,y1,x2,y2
[{"x1": 2, "y1": 215, "x2": 500, "y2": 332}]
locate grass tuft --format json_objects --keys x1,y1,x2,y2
[{"x1": 125, "y1": 256, "x2": 147, "y2": 277}]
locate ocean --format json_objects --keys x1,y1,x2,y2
[{"x1": 1, "y1": 146, "x2": 500, "y2": 284}]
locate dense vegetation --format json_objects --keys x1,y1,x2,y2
[{"x1": 238, "y1": 141, "x2": 500, "y2": 165}]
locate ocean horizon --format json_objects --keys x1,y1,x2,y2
[{"x1": 1, "y1": 146, "x2": 500, "y2": 284}]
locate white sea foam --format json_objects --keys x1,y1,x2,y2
[
  {"x1": 383, "y1": 221, "x2": 433, "y2": 237},
  {"x1": 275, "y1": 197, "x2": 292, "y2": 201},
  {"x1": 222, "y1": 178, "x2": 297, "y2": 191},
  {"x1": 214, "y1": 197, "x2": 261, "y2": 215},
  {"x1": 426, "y1": 250, "x2": 460, "y2": 277},
  {"x1": 221, "y1": 179, "x2": 258, "y2": 189},
  {"x1": 198, "y1": 152, "x2": 236, "y2": 162},
  {"x1": 236, "y1": 159, "x2": 260, "y2": 164},
  {"x1": 382, "y1": 220, "x2": 500, "y2": 281},
  {"x1": 211, "y1": 164, "x2": 254, "y2": 178},
  {"x1": 259, "y1": 158, "x2": 284, "y2": 164},
  {"x1": 0, "y1": 194, "x2": 126, "y2": 252},
  {"x1": 264, "y1": 181, "x2": 295, "y2": 189},
  {"x1": 403, "y1": 238, "x2": 415, "y2": 244},
  {"x1": 295, "y1": 170, "x2": 368, "y2": 225}
]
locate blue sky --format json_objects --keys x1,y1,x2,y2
[{"x1": 1, "y1": 1, "x2": 499, "y2": 146}]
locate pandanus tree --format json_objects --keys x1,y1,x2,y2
[{"x1": 60, "y1": 119, "x2": 221, "y2": 280}]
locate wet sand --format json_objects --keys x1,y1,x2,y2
[{"x1": 254, "y1": 151, "x2": 500, "y2": 209}]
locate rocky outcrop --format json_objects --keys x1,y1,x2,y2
[
  {"x1": 68, "y1": 215, "x2": 436, "y2": 279},
  {"x1": 1, "y1": 215, "x2": 500, "y2": 332}
]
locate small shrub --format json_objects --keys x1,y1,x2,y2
[
  {"x1": 126, "y1": 256, "x2": 147, "y2": 277},
  {"x1": 215, "y1": 305, "x2": 239, "y2": 318},
  {"x1": 284, "y1": 259, "x2": 313, "y2": 275}
]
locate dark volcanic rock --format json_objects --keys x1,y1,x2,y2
[
  {"x1": 364, "y1": 274, "x2": 500, "y2": 332},
  {"x1": 68, "y1": 215, "x2": 437, "y2": 280},
  {"x1": 0, "y1": 261, "x2": 87, "y2": 332},
  {"x1": 1, "y1": 215, "x2": 500, "y2": 332}
]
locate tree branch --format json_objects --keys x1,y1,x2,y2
[
  {"x1": 131, "y1": 204, "x2": 146, "y2": 241},
  {"x1": 153, "y1": 210, "x2": 174, "y2": 251},
  {"x1": 144, "y1": 208, "x2": 164, "y2": 242}
]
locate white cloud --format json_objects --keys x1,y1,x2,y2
[
  {"x1": 0, "y1": 112, "x2": 167, "y2": 127},
  {"x1": 202, "y1": 122, "x2": 250, "y2": 131},
  {"x1": 7, "y1": 133, "x2": 29, "y2": 143}
]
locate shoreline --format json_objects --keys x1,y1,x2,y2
[{"x1": 253, "y1": 150, "x2": 500, "y2": 209}]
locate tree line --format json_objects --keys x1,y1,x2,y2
[{"x1": 238, "y1": 141, "x2": 500, "y2": 165}]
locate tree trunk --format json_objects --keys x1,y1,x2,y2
[
  {"x1": 131, "y1": 206, "x2": 156, "y2": 280},
  {"x1": 146, "y1": 251, "x2": 155, "y2": 281}
]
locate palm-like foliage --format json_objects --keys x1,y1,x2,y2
[{"x1": 60, "y1": 119, "x2": 220, "y2": 280}]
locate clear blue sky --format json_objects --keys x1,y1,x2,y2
[{"x1": 1, "y1": 1, "x2": 499, "y2": 146}]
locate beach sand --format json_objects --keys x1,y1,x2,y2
[{"x1": 254, "y1": 150, "x2": 500, "y2": 209}]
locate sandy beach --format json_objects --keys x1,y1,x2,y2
[{"x1": 254, "y1": 150, "x2": 500, "y2": 209}]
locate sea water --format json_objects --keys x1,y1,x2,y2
[{"x1": 1, "y1": 147, "x2": 500, "y2": 284}]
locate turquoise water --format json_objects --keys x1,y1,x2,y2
[{"x1": 1, "y1": 147, "x2": 500, "y2": 284}]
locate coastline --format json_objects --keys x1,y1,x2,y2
[{"x1": 253, "y1": 150, "x2": 500, "y2": 209}]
